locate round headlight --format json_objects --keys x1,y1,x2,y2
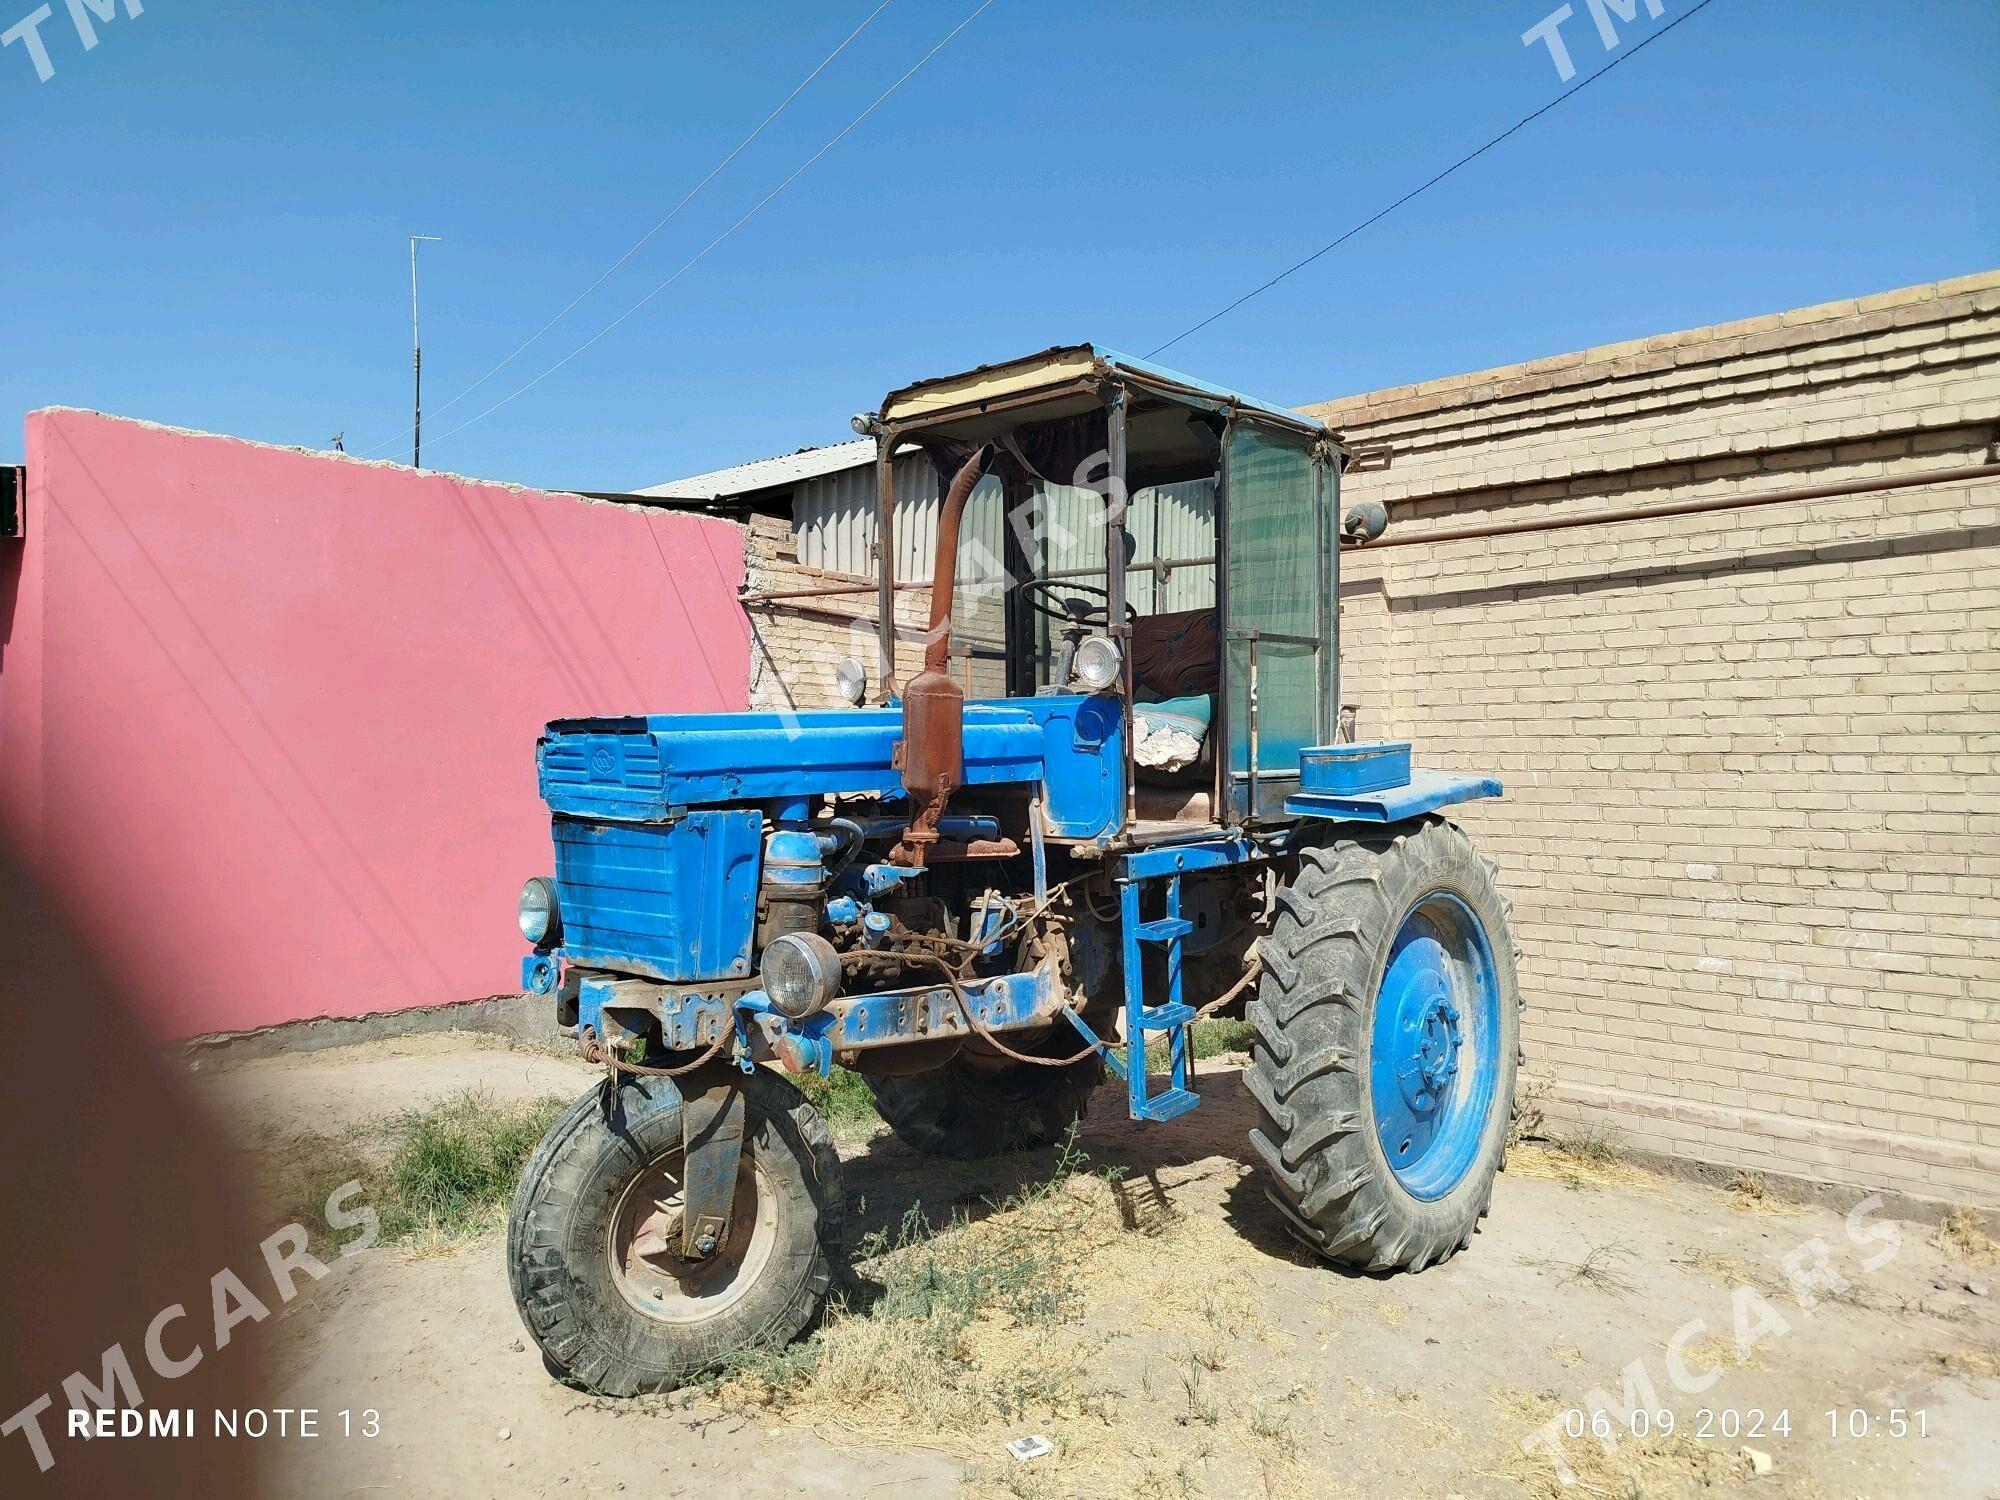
[
  {"x1": 518, "y1": 877, "x2": 560, "y2": 945},
  {"x1": 833, "y1": 656, "x2": 868, "y2": 707},
  {"x1": 759, "y1": 932, "x2": 842, "y2": 1020},
  {"x1": 1073, "y1": 634, "x2": 1123, "y2": 692}
]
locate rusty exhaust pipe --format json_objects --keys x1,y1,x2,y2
[{"x1": 895, "y1": 443, "x2": 996, "y2": 865}]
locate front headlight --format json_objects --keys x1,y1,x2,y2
[
  {"x1": 833, "y1": 656, "x2": 868, "y2": 707},
  {"x1": 760, "y1": 932, "x2": 842, "y2": 1020},
  {"x1": 1074, "y1": 634, "x2": 1123, "y2": 691},
  {"x1": 518, "y1": 877, "x2": 561, "y2": 946}
]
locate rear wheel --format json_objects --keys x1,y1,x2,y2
[
  {"x1": 864, "y1": 1030, "x2": 1105, "y2": 1159},
  {"x1": 508, "y1": 1069, "x2": 842, "y2": 1394},
  {"x1": 1246, "y1": 817, "x2": 1520, "y2": 1271}
]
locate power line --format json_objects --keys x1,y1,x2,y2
[
  {"x1": 1146, "y1": 0, "x2": 1724, "y2": 359},
  {"x1": 418, "y1": 0, "x2": 999, "y2": 460},
  {"x1": 359, "y1": 0, "x2": 896, "y2": 460}
]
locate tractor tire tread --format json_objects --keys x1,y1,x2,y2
[
  {"x1": 507, "y1": 1070, "x2": 842, "y2": 1396},
  {"x1": 865, "y1": 1045, "x2": 1106, "y2": 1160},
  {"x1": 1245, "y1": 816, "x2": 1521, "y2": 1274}
]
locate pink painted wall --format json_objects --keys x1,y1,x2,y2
[{"x1": 0, "y1": 410, "x2": 749, "y2": 1039}]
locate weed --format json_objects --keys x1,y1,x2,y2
[
  {"x1": 792, "y1": 1066, "x2": 883, "y2": 1140},
  {"x1": 383, "y1": 1090, "x2": 567, "y2": 1242},
  {"x1": 711, "y1": 1122, "x2": 1319, "y2": 1497},
  {"x1": 1934, "y1": 1206, "x2": 1999, "y2": 1266},
  {"x1": 1179, "y1": 1358, "x2": 1221, "y2": 1426},
  {"x1": 273, "y1": 1089, "x2": 568, "y2": 1254},
  {"x1": 1184, "y1": 1342, "x2": 1226, "y2": 1375},
  {"x1": 1246, "y1": 1397, "x2": 1297, "y2": 1449},
  {"x1": 1526, "y1": 1240, "x2": 1636, "y2": 1295},
  {"x1": 1554, "y1": 1125, "x2": 1620, "y2": 1165},
  {"x1": 1509, "y1": 1074, "x2": 1553, "y2": 1147},
  {"x1": 1189, "y1": 1017, "x2": 1255, "y2": 1060},
  {"x1": 716, "y1": 1126, "x2": 1109, "y2": 1426}
]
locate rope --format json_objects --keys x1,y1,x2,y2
[
  {"x1": 914, "y1": 947, "x2": 1265, "y2": 1071},
  {"x1": 577, "y1": 885, "x2": 1267, "y2": 1082},
  {"x1": 920, "y1": 952, "x2": 1108, "y2": 1068},
  {"x1": 1192, "y1": 955, "x2": 1263, "y2": 1024},
  {"x1": 588, "y1": 1028, "x2": 732, "y2": 1084}
]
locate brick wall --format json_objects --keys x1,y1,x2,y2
[
  {"x1": 1306, "y1": 272, "x2": 2000, "y2": 1209},
  {"x1": 741, "y1": 509, "x2": 1006, "y2": 710},
  {"x1": 740, "y1": 511, "x2": 931, "y2": 710}
]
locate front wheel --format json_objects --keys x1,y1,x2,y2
[
  {"x1": 1246, "y1": 816, "x2": 1520, "y2": 1272},
  {"x1": 507, "y1": 1069, "x2": 842, "y2": 1395}
]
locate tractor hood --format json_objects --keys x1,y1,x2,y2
[{"x1": 538, "y1": 694, "x2": 1125, "y2": 841}]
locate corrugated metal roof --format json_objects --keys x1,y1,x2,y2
[{"x1": 640, "y1": 438, "x2": 876, "y2": 502}]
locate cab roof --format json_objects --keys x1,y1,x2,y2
[{"x1": 878, "y1": 343, "x2": 1325, "y2": 441}]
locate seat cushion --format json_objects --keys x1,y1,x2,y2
[{"x1": 1133, "y1": 693, "x2": 1212, "y2": 778}]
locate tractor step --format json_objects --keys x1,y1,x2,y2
[
  {"x1": 1133, "y1": 1087, "x2": 1200, "y2": 1123},
  {"x1": 1119, "y1": 872, "x2": 1205, "y2": 1124}
]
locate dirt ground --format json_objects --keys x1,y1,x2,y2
[{"x1": 188, "y1": 1033, "x2": 2000, "y2": 1500}]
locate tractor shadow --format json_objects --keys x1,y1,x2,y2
[{"x1": 831, "y1": 1060, "x2": 1379, "y2": 1310}]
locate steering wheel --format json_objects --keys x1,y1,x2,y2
[{"x1": 1015, "y1": 577, "x2": 1138, "y2": 627}]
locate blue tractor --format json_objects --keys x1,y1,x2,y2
[{"x1": 507, "y1": 347, "x2": 1520, "y2": 1394}]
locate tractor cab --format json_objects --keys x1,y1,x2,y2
[
  {"x1": 506, "y1": 346, "x2": 1519, "y2": 1399},
  {"x1": 862, "y1": 343, "x2": 1355, "y2": 844}
]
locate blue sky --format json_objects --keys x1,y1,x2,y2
[{"x1": 3, "y1": 0, "x2": 1994, "y2": 491}]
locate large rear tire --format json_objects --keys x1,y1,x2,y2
[
  {"x1": 1246, "y1": 817, "x2": 1520, "y2": 1272},
  {"x1": 864, "y1": 1031, "x2": 1105, "y2": 1159},
  {"x1": 508, "y1": 1069, "x2": 842, "y2": 1395}
]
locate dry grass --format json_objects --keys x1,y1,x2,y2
[
  {"x1": 1933, "y1": 1206, "x2": 2000, "y2": 1266},
  {"x1": 1509, "y1": 1074, "x2": 1554, "y2": 1147},
  {"x1": 1493, "y1": 1387, "x2": 1750, "y2": 1500},
  {"x1": 1938, "y1": 1343, "x2": 2000, "y2": 1380},
  {"x1": 1674, "y1": 1247, "x2": 1757, "y2": 1284},
  {"x1": 1671, "y1": 1333, "x2": 1769, "y2": 1374},
  {"x1": 709, "y1": 1131, "x2": 1331, "y2": 1498},
  {"x1": 1525, "y1": 1241, "x2": 1638, "y2": 1295},
  {"x1": 1725, "y1": 1169, "x2": 1808, "y2": 1216},
  {"x1": 1508, "y1": 1137, "x2": 1658, "y2": 1193}
]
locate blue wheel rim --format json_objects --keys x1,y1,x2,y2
[{"x1": 1368, "y1": 890, "x2": 1501, "y2": 1201}]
